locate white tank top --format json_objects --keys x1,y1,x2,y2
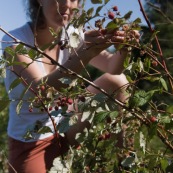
[{"x1": 1, "y1": 23, "x2": 84, "y2": 142}]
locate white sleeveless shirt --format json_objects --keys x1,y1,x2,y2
[{"x1": 1, "y1": 23, "x2": 83, "y2": 142}]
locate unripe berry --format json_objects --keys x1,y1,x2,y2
[
  {"x1": 108, "y1": 11, "x2": 115, "y2": 20},
  {"x1": 152, "y1": 60, "x2": 158, "y2": 67}
]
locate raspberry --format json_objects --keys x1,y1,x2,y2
[
  {"x1": 108, "y1": 11, "x2": 115, "y2": 20},
  {"x1": 40, "y1": 85, "x2": 45, "y2": 91},
  {"x1": 150, "y1": 116, "x2": 157, "y2": 123},
  {"x1": 67, "y1": 98, "x2": 73, "y2": 105},
  {"x1": 113, "y1": 6, "x2": 118, "y2": 11}
]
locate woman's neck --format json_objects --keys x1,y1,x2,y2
[{"x1": 30, "y1": 23, "x2": 61, "y2": 48}]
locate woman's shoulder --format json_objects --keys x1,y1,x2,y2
[{"x1": 1, "y1": 23, "x2": 34, "y2": 49}]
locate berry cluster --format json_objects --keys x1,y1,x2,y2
[{"x1": 108, "y1": 6, "x2": 119, "y2": 20}]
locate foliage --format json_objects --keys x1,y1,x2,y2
[{"x1": 1, "y1": 0, "x2": 173, "y2": 172}]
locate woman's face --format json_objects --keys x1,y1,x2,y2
[{"x1": 39, "y1": 0, "x2": 79, "y2": 28}]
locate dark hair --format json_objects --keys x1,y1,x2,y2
[{"x1": 26, "y1": 0, "x2": 45, "y2": 29}]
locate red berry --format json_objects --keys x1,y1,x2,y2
[
  {"x1": 40, "y1": 85, "x2": 45, "y2": 91},
  {"x1": 108, "y1": 11, "x2": 115, "y2": 20},
  {"x1": 67, "y1": 98, "x2": 73, "y2": 105},
  {"x1": 49, "y1": 106, "x2": 53, "y2": 111},
  {"x1": 76, "y1": 145, "x2": 81, "y2": 150},
  {"x1": 113, "y1": 6, "x2": 118, "y2": 11},
  {"x1": 152, "y1": 60, "x2": 158, "y2": 67},
  {"x1": 150, "y1": 116, "x2": 157, "y2": 123},
  {"x1": 29, "y1": 107, "x2": 33, "y2": 112},
  {"x1": 105, "y1": 132, "x2": 111, "y2": 139}
]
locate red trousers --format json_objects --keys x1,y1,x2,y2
[{"x1": 8, "y1": 135, "x2": 69, "y2": 173}]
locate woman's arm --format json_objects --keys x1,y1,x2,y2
[{"x1": 89, "y1": 49, "x2": 128, "y2": 74}]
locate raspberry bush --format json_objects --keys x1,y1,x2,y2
[{"x1": 1, "y1": 0, "x2": 173, "y2": 172}]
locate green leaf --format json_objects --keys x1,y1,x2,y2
[
  {"x1": 15, "y1": 44, "x2": 24, "y2": 53},
  {"x1": 95, "y1": 5, "x2": 104, "y2": 15},
  {"x1": 91, "y1": 0, "x2": 102, "y2": 4},
  {"x1": 160, "y1": 77, "x2": 168, "y2": 91},
  {"x1": 129, "y1": 90, "x2": 155, "y2": 108},
  {"x1": 5, "y1": 47, "x2": 15, "y2": 57},
  {"x1": 106, "y1": 21, "x2": 119, "y2": 30},
  {"x1": 9, "y1": 78, "x2": 22, "y2": 93},
  {"x1": 121, "y1": 156, "x2": 135, "y2": 168},
  {"x1": 38, "y1": 126, "x2": 53, "y2": 134},
  {"x1": 160, "y1": 159, "x2": 169, "y2": 172},
  {"x1": 123, "y1": 11, "x2": 133, "y2": 20},
  {"x1": 87, "y1": 7, "x2": 94, "y2": 18},
  {"x1": 94, "y1": 111, "x2": 109, "y2": 123},
  {"x1": 16, "y1": 100, "x2": 23, "y2": 115},
  {"x1": 0, "y1": 100, "x2": 10, "y2": 112}
]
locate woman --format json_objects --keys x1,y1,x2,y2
[{"x1": 1, "y1": 0, "x2": 138, "y2": 172}]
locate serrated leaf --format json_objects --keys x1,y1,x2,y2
[
  {"x1": 0, "y1": 100, "x2": 10, "y2": 112},
  {"x1": 94, "y1": 111, "x2": 109, "y2": 123},
  {"x1": 129, "y1": 90, "x2": 154, "y2": 108},
  {"x1": 9, "y1": 78, "x2": 22, "y2": 93}
]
